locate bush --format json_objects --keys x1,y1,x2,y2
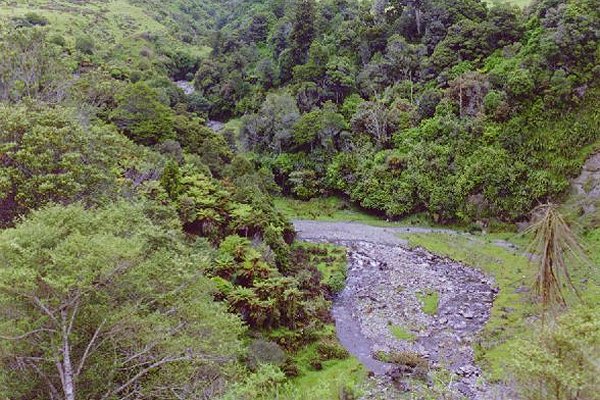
[
  {"x1": 0, "y1": 103, "x2": 137, "y2": 226},
  {"x1": 506, "y1": 68, "x2": 534, "y2": 99},
  {"x1": 75, "y1": 35, "x2": 95, "y2": 54},
  {"x1": 48, "y1": 34, "x2": 66, "y2": 47},
  {"x1": 483, "y1": 90, "x2": 510, "y2": 120},
  {"x1": 316, "y1": 337, "x2": 350, "y2": 360},
  {"x1": 24, "y1": 12, "x2": 48, "y2": 26},
  {"x1": 511, "y1": 306, "x2": 600, "y2": 400},
  {"x1": 247, "y1": 339, "x2": 287, "y2": 370},
  {"x1": 111, "y1": 82, "x2": 175, "y2": 144}
]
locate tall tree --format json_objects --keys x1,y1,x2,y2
[
  {"x1": 0, "y1": 204, "x2": 244, "y2": 399},
  {"x1": 0, "y1": 103, "x2": 136, "y2": 227},
  {"x1": 288, "y1": 0, "x2": 316, "y2": 69}
]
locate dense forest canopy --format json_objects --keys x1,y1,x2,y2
[
  {"x1": 206, "y1": 0, "x2": 599, "y2": 223},
  {"x1": 0, "y1": 0, "x2": 598, "y2": 398}
]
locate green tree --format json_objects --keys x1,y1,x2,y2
[
  {"x1": 240, "y1": 92, "x2": 300, "y2": 153},
  {"x1": 285, "y1": 0, "x2": 316, "y2": 80},
  {"x1": 0, "y1": 27, "x2": 69, "y2": 103},
  {"x1": 512, "y1": 306, "x2": 599, "y2": 400},
  {"x1": 325, "y1": 56, "x2": 356, "y2": 103},
  {"x1": 160, "y1": 159, "x2": 182, "y2": 200},
  {"x1": 0, "y1": 204, "x2": 244, "y2": 399},
  {"x1": 111, "y1": 82, "x2": 175, "y2": 144},
  {"x1": 292, "y1": 106, "x2": 348, "y2": 152},
  {"x1": 0, "y1": 103, "x2": 136, "y2": 226}
]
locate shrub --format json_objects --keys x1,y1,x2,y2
[
  {"x1": 111, "y1": 82, "x2": 175, "y2": 144},
  {"x1": 24, "y1": 12, "x2": 48, "y2": 26},
  {"x1": 247, "y1": 339, "x2": 287, "y2": 370},
  {"x1": 75, "y1": 35, "x2": 95, "y2": 54},
  {"x1": 511, "y1": 306, "x2": 600, "y2": 400},
  {"x1": 316, "y1": 337, "x2": 350, "y2": 360},
  {"x1": 48, "y1": 34, "x2": 66, "y2": 47}
]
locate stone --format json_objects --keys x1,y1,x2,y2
[{"x1": 293, "y1": 221, "x2": 497, "y2": 399}]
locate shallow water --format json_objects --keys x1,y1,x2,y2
[{"x1": 294, "y1": 220, "x2": 498, "y2": 399}]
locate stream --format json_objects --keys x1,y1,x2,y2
[
  {"x1": 172, "y1": 74, "x2": 505, "y2": 394},
  {"x1": 293, "y1": 220, "x2": 500, "y2": 399}
]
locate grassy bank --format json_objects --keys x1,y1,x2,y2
[
  {"x1": 266, "y1": 242, "x2": 367, "y2": 399},
  {"x1": 283, "y1": 339, "x2": 367, "y2": 399},
  {"x1": 401, "y1": 229, "x2": 598, "y2": 383},
  {"x1": 274, "y1": 196, "x2": 432, "y2": 227},
  {"x1": 281, "y1": 196, "x2": 598, "y2": 391}
]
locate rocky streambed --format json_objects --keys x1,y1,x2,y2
[{"x1": 293, "y1": 220, "x2": 500, "y2": 399}]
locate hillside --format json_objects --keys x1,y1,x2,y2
[{"x1": 0, "y1": 0, "x2": 598, "y2": 399}]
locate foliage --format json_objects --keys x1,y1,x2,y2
[
  {"x1": 210, "y1": 235, "x2": 330, "y2": 331},
  {"x1": 0, "y1": 0, "x2": 599, "y2": 396},
  {"x1": 75, "y1": 35, "x2": 95, "y2": 55},
  {"x1": 292, "y1": 242, "x2": 348, "y2": 294},
  {"x1": 199, "y1": 0, "x2": 600, "y2": 223},
  {"x1": 0, "y1": 27, "x2": 69, "y2": 103},
  {"x1": 525, "y1": 204, "x2": 586, "y2": 315},
  {"x1": 0, "y1": 203, "x2": 245, "y2": 399},
  {"x1": 0, "y1": 102, "x2": 139, "y2": 226},
  {"x1": 111, "y1": 82, "x2": 175, "y2": 144},
  {"x1": 511, "y1": 306, "x2": 600, "y2": 400}
]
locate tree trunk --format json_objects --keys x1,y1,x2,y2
[{"x1": 61, "y1": 310, "x2": 76, "y2": 400}]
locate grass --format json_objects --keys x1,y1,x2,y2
[
  {"x1": 281, "y1": 325, "x2": 366, "y2": 399},
  {"x1": 282, "y1": 193, "x2": 599, "y2": 385},
  {"x1": 389, "y1": 324, "x2": 416, "y2": 341},
  {"x1": 281, "y1": 357, "x2": 365, "y2": 399},
  {"x1": 274, "y1": 196, "x2": 433, "y2": 227},
  {"x1": 578, "y1": 227, "x2": 600, "y2": 304},
  {"x1": 0, "y1": 0, "x2": 210, "y2": 72},
  {"x1": 417, "y1": 290, "x2": 439, "y2": 315},
  {"x1": 400, "y1": 228, "x2": 599, "y2": 382}
]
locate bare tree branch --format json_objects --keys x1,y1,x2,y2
[
  {"x1": 65, "y1": 293, "x2": 81, "y2": 336},
  {"x1": 60, "y1": 309, "x2": 76, "y2": 400},
  {"x1": 31, "y1": 296, "x2": 59, "y2": 325},
  {"x1": 122, "y1": 341, "x2": 160, "y2": 365},
  {"x1": 101, "y1": 355, "x2": 192, "y2": 400},
  {"x1": 55, "y1": 359, "x2": 65, "y2": 393},
  {"x1": 27, "y1": 360, "x2": 60, "y2": 400},
  {"x1": 75, "y1": 319, "x2": 106, "y2": 378},
  {"x1": 0, "y1": 328, "x2": 56, "y2": 340}
]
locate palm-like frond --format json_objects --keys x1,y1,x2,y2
[{"x1": 526, "y1": 203, "x2": 587, "y2": 316}]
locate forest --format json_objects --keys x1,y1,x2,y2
[{"x1": 0, "y1": 0, "x2": 598, "y2": 398}]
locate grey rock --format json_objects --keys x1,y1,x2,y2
[{"x1": 294, "y1": 220, "x2": 504, "y2": 400}]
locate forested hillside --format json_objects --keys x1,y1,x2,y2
[
  {"x1": 209, "y1": 0, "x2": 600, "y2": 224},
  {"x1": 0, "y1": 0, "x2": 598, "y2": 398}
]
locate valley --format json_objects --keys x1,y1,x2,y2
[{"x1": 0, "y1": 0, "x2": 598, "y2": 398}]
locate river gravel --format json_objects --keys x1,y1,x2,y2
[{"x1": 293, "y1": 220, "x2": 509, "y2": 399}]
